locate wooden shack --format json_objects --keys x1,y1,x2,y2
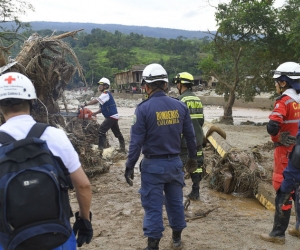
[{"x1": 114, "y1": 65, "x2": 146, "y2": 93}]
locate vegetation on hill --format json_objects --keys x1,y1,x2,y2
[
  {"x1": 11, "y1": 28, "x2": 208, "y2": 87},
  {"x1": 2, "y1": 0, "x2": 300, "y2": 124},
  {"x1": 1, "y1": 21, "x2": 212, "y2": 39}
]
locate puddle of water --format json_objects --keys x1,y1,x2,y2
[{"x1": 198, "y1": 186, "x2": 267, "y2": 215}]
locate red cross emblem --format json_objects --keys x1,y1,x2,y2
[{"x1": 5, "y1": 75, "x2": 16, "y2": 84}]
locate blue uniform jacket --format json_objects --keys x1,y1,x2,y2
[
  {"x1": 99, "y1": 91, "x2": 118, "y2": 118},
  {"x1": 126, "y1": 91, "x2": 197, "y2": 169},
  {"x1": 281, "y1": 122, "x2": 300, "y2": 193}
]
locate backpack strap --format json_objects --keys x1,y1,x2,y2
[
  {"x1": 0, "y1": 122, "x2": 49, "y2": 145},
  {"x1": 26, "y1": 122, "x2": 49, "y2": 138},
  {"x1": 0, "y1": 131, "x2": 16, "y2": 144}
]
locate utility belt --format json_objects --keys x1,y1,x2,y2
[{"x1": 144, "y1": 154, "x2": 179, "y2": 159}]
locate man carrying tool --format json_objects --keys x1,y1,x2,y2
[
  {"x1": 124, "y1": 63, "x2": 197, "y2": 250},
  {"x1": 173, "y1": 72, "x2": 205, "y2": 200},
  {"x1": 260, "y1": 62, "x2": 300, "y2": 244},
  {"x1": 82, "y1": 77, "x2": 125, "y2": 154}
]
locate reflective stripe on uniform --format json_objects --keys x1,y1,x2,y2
[
  {"x1": 193, "y1": 167, "x2": 202, "y2": 173},
  {"x1": 190, "y1": 114, "x2": 203, "y2": 119},
  {"x1": 181, "y1": 96, "x2": 203, "y2": 118}
]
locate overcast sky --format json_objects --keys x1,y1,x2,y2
[{"x1": 22, "y1": 0, "x2": 286, "y2": 31}]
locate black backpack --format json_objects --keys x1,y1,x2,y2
[{"x1": 0, "y1": 123, "x2": 73, "y2": 250}]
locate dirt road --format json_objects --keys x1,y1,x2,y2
[{"x1": 71, "y1": 104, "x2": 300, "y2": 250}]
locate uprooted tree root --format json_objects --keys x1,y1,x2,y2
[
  {"x1": 0, "y1": 31, "x2": 115, "y2": 176},
  {"x1": 208, "y1": 148, "x2": 266, "y2": 198}
]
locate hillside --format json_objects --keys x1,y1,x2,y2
[{"x1": 3, "y1": 21, "x2": 213, "y2": 39}]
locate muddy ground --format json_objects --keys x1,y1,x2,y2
[{"x1": 69, "y1": 102, "x2": 300, "y2": 250}]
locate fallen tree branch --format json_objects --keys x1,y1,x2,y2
[{"x1": 185, "y1": 206, "x2": 220, "y2": 222}]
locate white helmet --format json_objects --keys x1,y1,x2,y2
[
  {"x1": 273, "y1": 62, "x2": 300, "y2": 79},
  {"x1": 98, "y1": 77, "x2": 110, "y2": 85},
  {"x1": 142, "y1": 63, "x2": 168, "y2": 85},
  {"x1": 0, "y1": 72, "x2": 36, "y2": 101}
]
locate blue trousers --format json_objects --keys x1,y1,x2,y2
[
  {"x1": 281, "y1": 163, "x2": 300, "y2": 229},
  {"x1": 0, "y1": 232, "x2": 76, "y2": 250},
  {"x1": 139, "y1": 155, "x2": 186, "y2": 239}
]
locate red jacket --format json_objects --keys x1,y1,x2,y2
[{"x1": 269, "y1": 90, "x2": 300, "y2": 190}]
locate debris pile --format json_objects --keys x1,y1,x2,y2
[
  {"x1": 207, "y1": 148, "x2": 264, "y2": 197},
  {"x1": 0, "y1": 31, "x2": 112, "y2": 175},
  {"x1": 203, "y1": 122, "x2": 272, "y2": 199}
]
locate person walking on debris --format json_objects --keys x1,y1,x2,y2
[
  {"x1": 260, "y1": 62, "x2": 300, "y2": 245},
  {"x1": 82, "y1": 77, "x2": 125, "y2": 154},
  {"x1": 0, "y1": 72, "x2": 93, "y2": 249},
  {"x1": 124, "y1": 63, "x2": 198, "y2": 250},
  {"x1": 173, "y1": 72, "x2": 205, "y2": 201}
]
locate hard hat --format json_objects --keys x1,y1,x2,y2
[
  {"x1": 0, "y1": 72, "x2": 36, "y2": 101},
  {"x1": 98, "y1": 77, "x2": 110, "y2": 85},
  {"x1": 172, "y1": 72, "x2": 194, "y2": 85},
  {"x1": 272, "y1": 62, "x2": 300, "y2": 90},
  {"x1": 141, "y1": 63, "x2": 168, "y2": 85},
  {"x1": 273, "y1": 62, "x2": 300, "y2": 79}
]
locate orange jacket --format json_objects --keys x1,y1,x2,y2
[{"x1": 269, "y1": 93, "x2": 300, "y2": 190}]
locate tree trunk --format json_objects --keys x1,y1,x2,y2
[{"x1": 220, "y1": 90, "x2": 235, "y2": 125}]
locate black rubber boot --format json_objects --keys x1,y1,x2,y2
[
  {"x1": 187, "y1": 187, "x2": 200, "y2": 200},
  {"x1": 98, "y1": 135, "x2": 106, "y2": 155},
  {"x1": 260, "y1": 193, "x2": 291, "y2": 245},
  {"x1": 118, "y1": 137, "x2": 126, "y2": 152},
  {"x1": 172, "y1": 230, "x2": 182, "y2": 249},
  {"x1": 187, "y1": 173, "x2": 201, "y2": 200},
  {"x1": 144, "y1": 237, "x2": 160, "y2": 250}
]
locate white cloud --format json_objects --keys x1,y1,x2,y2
[{"x1": 22, "y1": 0, "x2": 287, "y2": 31}]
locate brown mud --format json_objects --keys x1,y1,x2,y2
[{"x1": 70, "y1": 105, "x2": 300, "y2": 250}]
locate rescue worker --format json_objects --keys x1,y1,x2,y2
[
  {"x1": 124, "y1": 63, "x2": 197, "y2": 250},
  {"x1": 0, "y1": 72, "x2": 93, "y2": 249},
  {"x1": 173, "y1": 72, "x2": 204, "y2": 200},
  {"x1": 260, "y1": 62, "x2": 300, "y2": 244},
  {"x1": 82, "y1": 77, "x2": 125, "y2": 154}
]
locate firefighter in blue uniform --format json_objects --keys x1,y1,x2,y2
[{"x1": 124, "y1": 63, "x2": 198, "y2": 250}]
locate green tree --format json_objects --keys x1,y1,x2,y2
[
  {"x1": 0, "y1": 0, "x2": 34, "y2": 34},
  {"x1": 199, "y1": 0, "x2": 283, "y2": 124},
  {"x1": 0, "y1": 0, "x2": 34, "y2": 60}
]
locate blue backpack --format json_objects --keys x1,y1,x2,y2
[{"x1": 0, "y1": 123, "x2": 73, "y2": 250}]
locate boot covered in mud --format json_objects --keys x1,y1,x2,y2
[
  {"x1": 98, "y1": 135, "x2": 106, "y2": 155},
  {"x1": 172, "y1": 230, "x2": 182, "y2": 249},
  {"x1": 288, "y1": 227, "x2": 300, "y2": 238},
  {"x1": 260, "y1": 209, "x2": 291, "y2": 245},
  {"x1": 144, "y1": 237, "x2": 160, "y2": 250},
  {"x1": 118, "y1": 137, "x2": 126, "y2": 152},
  {"x1": 187, "y1": 187, "x2": 200, "y2": 200},
  {"x1": 187, "y1": 173, "x2": 201, "y2": 200}
]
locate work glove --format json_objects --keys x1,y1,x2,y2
[
  {"x1": 279, "y1": 131, "x2": 296, "y2": 147},
  {"x1": 125, "y1": 167, "x2": 134, "y2": 186},
  {"x1": 73, "y1": 212, "x2": 93, "y2": 247},
  {"x1": 184, "y1": 157, "x2": 198, "y2": 173}
]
